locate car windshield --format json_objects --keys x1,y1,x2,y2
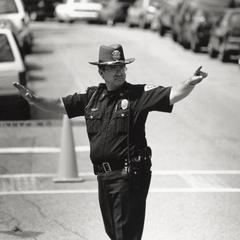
[
  {"x1": 0, "y1": 0, "x2": 18, "y2": 14},
  {"x1": 0, "y1": 34, "x2": 14, "y2": 62}
]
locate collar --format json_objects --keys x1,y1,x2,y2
[{"x1": 99, "y1": 82, "x2": 129, "y2": 101}]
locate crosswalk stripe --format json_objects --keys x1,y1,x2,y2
[
  {"x1": 1, "y1": 188, "x2": 240, "y2": 196},
  {"x1": 0, "y1": 146, "x2": 90, "y2": 154},
  {"x1": 1, "y1": 170, "x2": 240, "y2": 179}
]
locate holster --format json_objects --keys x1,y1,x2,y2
[{"x1": 129, "y1": 146, "x2": 152, "y2": 173}]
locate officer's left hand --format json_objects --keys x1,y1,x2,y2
[{"x1": 188, "y1": 66, "x2": 208, "y2": 86}]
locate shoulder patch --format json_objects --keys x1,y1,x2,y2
[
  {"x1": 144, "y1": 84, "x2": 158, "y2": 91},
  {"x1": 77, "y1": 88, "x2": 87, "y2": 94}
]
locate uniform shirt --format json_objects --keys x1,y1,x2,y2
[{"x1": 62, "y1": 82, "x2": 173, "y2": 165}]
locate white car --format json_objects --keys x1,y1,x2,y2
[
  {"x1": 0, "y1": 26, "x2": 30, "y2": 119},
  {"x1": 0, "y1": 0, "x2": 33, "y2": 54},
  {"x1": 0, "y1": 27, "x2": 27, "y2": 94},
  {"x1": 55, "y1": 0, "x2": 103, "y2": 23}
]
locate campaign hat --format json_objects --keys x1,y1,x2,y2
[{"x1": 89, "y1": 44, "x2": 135, "y2": 65}]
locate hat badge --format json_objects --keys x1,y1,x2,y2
[{"x1": 112, "y1": 50, "x2": 121, "y2": 61}]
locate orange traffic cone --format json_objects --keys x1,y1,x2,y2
[{"x1": 54, "y1": 115, "x2": 83, "y2": 183}]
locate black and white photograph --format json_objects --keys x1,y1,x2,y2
[{"x1": 0, "y1": 0, "x2": 240, "y2": 239}]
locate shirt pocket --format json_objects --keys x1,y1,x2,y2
[
  {"x1": 113, "y1": 110, "x2": 129, "y2": 134},
  {"x1": 85, "y1": 110, "x2": 102, "y2": 136}
]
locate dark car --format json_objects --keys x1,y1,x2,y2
[
  {"x1": 172, "y1": 0, "x2": 235, "y2": 52},
  {"x1": 208, "y1": 8, "x2": 240, "y2": 62},
  {"x1": 23, "y1": 0, "x2": 62, "y2": 21},
  {"x1": 99, "y1": 0, "x2": 132, "y2": 25}
]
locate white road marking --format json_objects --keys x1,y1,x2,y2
[
  {"x1": 0, "y1": 146, "x2": 90, "y2": 154},
  {"x1": 1, "y1": 171, "x2": 240, "y2": 195},
  {"x1": 153, "y1": 170, "x2": 240, "y2": 175},
  {"x1": 179, "y1": 174, "x2": 226, "y2": 188},
  {"x1": 1, "y1": 170, "x2": 240, "y2": 179},
  {"x1": 1, "y1": 188, "x2": 240, "y2": 196}
]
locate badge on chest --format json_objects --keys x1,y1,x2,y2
[
  {"x1": 121, "y1": 99, "x2": 128, "y2": 110},
  {"x1": 115, "y1": 99, "x2": 129, "y2": 112}
]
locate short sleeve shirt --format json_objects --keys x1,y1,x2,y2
[{"x1": 62, "y1": 82, "x2": 173, "y2": 164}]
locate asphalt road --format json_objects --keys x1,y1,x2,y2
[{"x1": 0, "y1": 21, "x2": 240, "y2": 240}]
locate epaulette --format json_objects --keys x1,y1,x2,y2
[
  {"x1": 85, "y1": 86, "x2": 97, "y2": 101},
  {"x1": 86, "y1": 84, "x2": 106, "y2": 102}
]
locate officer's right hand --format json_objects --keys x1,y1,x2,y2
[
  {"x1": 13, "y1": 82, "x2": 36, "y2": 104},
  {"x1": 188, "y1": 66, "x2": 208, "y2": 86}
]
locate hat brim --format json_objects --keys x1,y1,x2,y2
[{"x1": 89, "y1": 58, "x2": 135, "y2": 65}]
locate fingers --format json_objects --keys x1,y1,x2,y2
[
  {"x1": 188, "y1": 66, "x2": 208, "y2": 86},
  {"x1": 13, "y1": 82, "x2": 28, "y2": 93},
  {"x1": 13, "y1": 82, "x2": 34, "y2": 101},
  {"x1": 194, "y1": 66, "x2": 208, "y2": 79},
  {"x1": 13, "y1": 82, "x2": 33, "y2": 94},
  {"x1": 194, "y1": 66, "x2": 202, "y2": 75},
  {"x1": 202, "y1": 71, "x2": 208, "y2": 79}
]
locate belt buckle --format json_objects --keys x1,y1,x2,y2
[{"x1": 102, "y1": 162, "x2": 111, "y2": 173}]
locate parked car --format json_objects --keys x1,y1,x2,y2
[
  {"x1": 0, "y1": 0, "x2": 34, "y2": 54},
  {"x1": 23, "y1": 0, "x2": 61, "y2": 21},
  {"x1": 55, "y1": 0, "x2": 103, "y2": 23},
  {"x1": 152, "y1": 0, "x2": 182, "y2": 35},
  {"x1": 99, "y1": 0, "x2": 132, "y2": 25},
  {"x1": 126, "y1": 0, "x2": 160, "y2": 29},
  {"x1": 172, "y1": 0, "x2": 234, "y2": 52},
  {"x1": 0, "y1": 26, "x2": 30, "y2": 119},
  {"x1": 0, "y1": 18, "x2": 26, "y2": 58},
  {"x1": 208, "y1": 8, "x2": 240, "y2": 62}
]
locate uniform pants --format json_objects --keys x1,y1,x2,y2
[{"x1": 97, "y1": 169, "x2": 152, "y2": 240}]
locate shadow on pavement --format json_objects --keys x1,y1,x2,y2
[
  {"x1": 31, "y1": 46, "x2": 54, "y2": 55},
  {"x1": 26, "y1": 63, "x2": 43, "y2": 71},
  {"x1": 28, "y1": 74, "x2": 46, "y2": 82},
  {"x1": 0, "y1": 230, "x2": 43, "y2": 238}
]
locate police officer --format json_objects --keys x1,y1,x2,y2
[{"x1": 13, "y1": 43, "x2": 208, "y2": 240}]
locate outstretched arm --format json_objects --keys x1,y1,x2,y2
[
  {"x1": 13, "y1": 82, "x2": 66, "y2": 114},
  {"x1": 170, "y1": 66, "x2": 208, "y2": 105}
]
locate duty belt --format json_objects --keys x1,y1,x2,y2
[
  {"x1": 93, "y1": 160, "x2": 128, "y2": 175},
  {"x1": 93, "y1": 155, "x2": 151, "y2": 175}
]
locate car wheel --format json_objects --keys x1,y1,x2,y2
[
  {"x1": 23, "y1": 41, "x2": 32, "y2": 55},
  {"x1": 107, "y1": 18, "x2": 115, "y2": 26},
  {"x1": 219, "y1": 43, "x2": 229, "y2": 62},
  {"x1": 126, "y1": 19, "x2": 134, "y2": 28},
  {"x1": 158, "y1": 24, "x2": 166, "y2": 36},
  {"x1": 190, "y1": 37, "x2": 200, "y2": 53},
  {"x1": 208, "y1": 42, "x2": 218, "y2": 58},
  {"x1": 181, "y1": 37, "x2": 190, "y2": 49},
  {"x1": 172, "y1": 31, "x2": 178, "y2": 42},
  {"x1": 139, "y1": 18, "x2": 147, "y2": 29},
  {"x1": 67, "y1": 19, "x2": 74, "y2": 24}
]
